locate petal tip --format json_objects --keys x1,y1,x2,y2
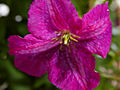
[
  {"x1": 105, "y1": 1, "x2": 109, "y2": 5},
  {"x1": 8, "y1": 35, "x2": 17, "y2": 42}
]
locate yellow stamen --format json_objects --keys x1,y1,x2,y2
[
  {"x1": 71, "y1": 33, "x2": 81, "y2": 38},
  {"x1": 54, "y1": 31, "x2": 61, "y2": 34},
  {"x1": 53, "y1": 31, "x2": 80, "y2": 46},
  {"x1": 70, "y1": 36, "x2": 78, "y2": 42}
]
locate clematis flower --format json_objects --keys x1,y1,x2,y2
[{"x1": 8, "y1": 0, "x2": 112, "y2": 90}]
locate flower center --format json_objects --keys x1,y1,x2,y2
[{"x1": 53, "y1": 31, "x2": 80, "y2": 46}]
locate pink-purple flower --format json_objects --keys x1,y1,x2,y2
[{"x1": 8, "y1": 0, "x2": 112, "y2": 90}]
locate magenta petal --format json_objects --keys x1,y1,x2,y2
[
  {"x1": 28, "y1": 0, "x2": 82, "y2": 37},
  {"x1": 28, "y1": 0, "x2": 59, "y2": 40},
  {"x1": 78, "y1": 22, "x2": 112, "y2": 58},
  {"x1": 8, "y1": 34, "x2": 59, "y2": 77},
  {"x1": 8, "y1": 35, "x2": 59, "y2": 55},
  {"x1": 15, "y1": 47, "x2": 57, "y2": 77},
  {"x1": 47, "y1": 0, "x2": 82, "y2": 32},
  {"x1": 15, "y1": 53, "x2": 48, "y2": 77},
  {"x1": 24, "y1": 34, "x2": 42, "y2": 42},
  {"x1": 48, "y1": 46, "x2": 100, "y2": 90},
  {"x1": 76, "y1": 2, "x2": 112, "y2": 40}
]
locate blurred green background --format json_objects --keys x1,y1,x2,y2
[{"x1": 0, "y1": 0, "x2": 120, "y2": 90}]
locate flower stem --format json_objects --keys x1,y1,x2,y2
[{"x1": 101, "y1": 73, "x2": 120, "y2": 82}]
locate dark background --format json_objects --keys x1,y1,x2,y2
[{"x1": 0, "y1": 0, "x2": 120, "y2": 90}]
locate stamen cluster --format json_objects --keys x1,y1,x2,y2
[{"x1": 54, "y1": 31, "x2": 80, "y2": 46}]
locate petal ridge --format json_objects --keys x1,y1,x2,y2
[
  {"x1": 8, "y1": 35, "x2": 60, "y2": 55},
  {"x1": 75, "y1": 2, "x2": 111, "y2": 40},
  {"x1": 48, "y1": 45, "x2": 100, "y2": 90}
]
